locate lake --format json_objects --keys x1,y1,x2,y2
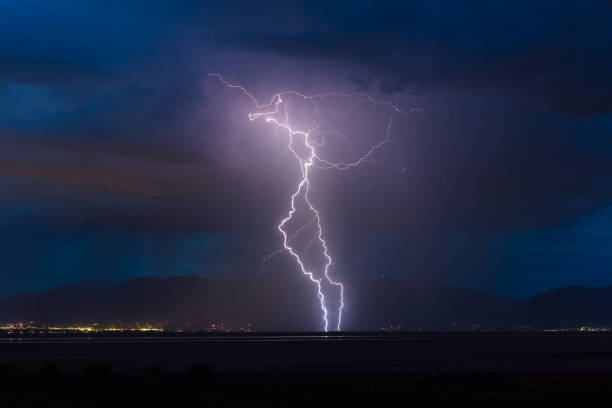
[{"x1": 2, "y1": 332, "x2": 612, "y2": 374}]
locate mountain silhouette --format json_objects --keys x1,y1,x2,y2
[
  {"x1": 0, "y1": 275, "x2": 610, "y2": 330},
  {"x1": 527, "y1": 286, "x2": 612, "y2": 328}
]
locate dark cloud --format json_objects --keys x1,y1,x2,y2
[
  {"x1": 1, "y1": 0, "x2": 612, "y2": 298},
  {"x1": 219, "y1": 0, "x2": 612, "y2": 116}
]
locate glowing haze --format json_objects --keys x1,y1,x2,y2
[{"x1": 210, "y1": 74, "x2": 414, "y2": 331}]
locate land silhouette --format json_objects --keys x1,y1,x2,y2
[{"x1": 2, "y1": 273, "x2": 611, "y2": 330}]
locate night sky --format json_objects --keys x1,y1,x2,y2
[{"x1": 1, "y1": 0, "x2": 612, "y2": 299}]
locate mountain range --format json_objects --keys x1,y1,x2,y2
[{"x1": 1, "y1": 274, "x2": 611, "y2": 331}]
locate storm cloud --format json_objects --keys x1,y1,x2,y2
[{"x1": 1, "y1": 0, "x2": 611, "y2": 299}]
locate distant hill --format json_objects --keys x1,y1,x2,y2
[
  {"x1": 527, "y1": 286, "x2": 612, "y2": 328},
  {"x1": 1, "y1": 276, "x2": 611, "y2": 330},
  {"x1": 0, "y1": 274, "x2": 327, "y2": 331},
  {"x1": 344, "y1": 278, "x2": 524, "y2": 329}
]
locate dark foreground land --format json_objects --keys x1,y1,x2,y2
[{"x1": 2, "y1": 333, "x2": 612, "y2": 406}]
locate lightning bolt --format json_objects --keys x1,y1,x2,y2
[{"x1": 210, "y1": 74, "x2": 414, "y2": 331}]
